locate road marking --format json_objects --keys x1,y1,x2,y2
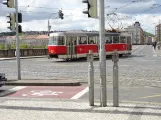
[
  {"x1": 139, "y1": 60, "x2": 156, "y2": 62},
  {"x1": 120, "y1": 100, "x2": 161, "y2": 106},
  {"x1": 21, "y1": 90, "x2": 63, "y2": 97},
  {"x1": 71, "y1": 87, "x2": 89, "y2": 99},
  {"x1": 138, "y1": 94, "x2": 161, "y2": 99},
  {"x1": 94, "y1": 65, "x2": 129, "y2": 67},
  {"x1": 10, "y1": 86, "x2": 27, "y2": 91},
  {"x1": 94, "y1": 99, "x2": 161, "y2": 106}
]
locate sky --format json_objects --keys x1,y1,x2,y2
[{"x1": 0, "y1": 0, "x2": 161, "y2": 34}]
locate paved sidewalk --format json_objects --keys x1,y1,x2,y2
[
  {"x1": 0, "y1": 99, "x2": 160, "y2": 120},
  {"x1": 0, "y1": 55, "x2": 47, "y2": 61}
]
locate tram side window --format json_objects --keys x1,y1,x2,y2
[
  {"x1": 120, "y1": 36, "x2": 126, "y2": 43},
  {"x1": 79, "y1": 36, "x2": 87, "y2": 44},
  {"x1": 105, "y1": 36, "x2": 112, "y2": 44},
  {"x1": 113, "y1": 36, "x2": 119, "y2": 43},
  {"x1": 57, "y1": 36, "x2": 65, "y2": 45},
  {"x1": 88, "y1": 36, "x2": 96, "y2": 44}
]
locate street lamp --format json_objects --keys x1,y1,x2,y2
[{"x1": 48, "y1": 12, "x2": 57, "y2": 36}]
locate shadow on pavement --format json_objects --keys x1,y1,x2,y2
[{"x1": 0, "y1": 104, "x2": 160, "y2": 116}]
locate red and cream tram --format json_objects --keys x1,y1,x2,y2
[{"x1": 48, "y1": 31, "x2": 132, "y2": 60}]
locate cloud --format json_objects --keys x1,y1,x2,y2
[{"x1": 0, "y1": 0, "x2": 160, "y2": 34}]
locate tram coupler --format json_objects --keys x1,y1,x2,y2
[{"x1": 112, "y1": 50, "x2": 119, "y2": 107}]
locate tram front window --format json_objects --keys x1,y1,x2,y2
[{"x1": 48, "y1": 36, "x2": 65, "y2": 45}]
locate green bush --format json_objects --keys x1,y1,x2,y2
[
  {"x1": 32, "y1": 45, "x2": 47, "y2": 49},
  {"x1": 10, "y1": 44, "x2": 16, "y2": 49},
  {"x1": 0, "y1": 44, "x2": 5, "y2": 50},
  {"x1": 1, "y1": 44, "x2": 47, "y2": 50},
  {"x1": 19, "y1": 44, "x2": 29, "y2": 49}
]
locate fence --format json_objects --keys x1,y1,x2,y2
[{"x1": 0, "y1": 49, "x2": 48, "y2": 57}]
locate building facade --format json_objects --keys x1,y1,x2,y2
[
  {"x1": 155, "y1": 24, "x2": 161, "y2": 42},
  {"x1": 125, "y1": 22, "x2": 145, "y2": 45},
  {"x1": 145, "y1": 36, "x2": 153, "y2": 44}
]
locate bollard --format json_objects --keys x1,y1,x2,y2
[
  {"x1": 112, "y1": 50, "x2": 119, "y2": 107},
  {"x1": 87, "y1": 50, "x2": 94, "y2": 106}
]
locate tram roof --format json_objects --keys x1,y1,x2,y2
[{"x1": 49, "y1": 31, "x2": 120, "y2": 37}]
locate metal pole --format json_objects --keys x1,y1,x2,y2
[
  {"x1": 15, "y1": 0, "x2": 21, "y2": 80},
  {"x1": 48, "y1": 20, "x2": 51, "y2": 36},
  {"x1": 99, "y1": 0, "x2": 106, "y2": 107},
  {"x1": 48, "y1": 19, "x2": 49, "y2": 36},
  {"x1": 48, "y1": 13, "x2": 57, "y2": 36},
  {"x1": 88, "y1": 50, "x2": 94, "y2": 106},
  {"x1": 112, "y1": 50, "x2": 119, "y2": 107},
  {"x1": 159, "y1": 19, "x2": 160, "y2": 42}
]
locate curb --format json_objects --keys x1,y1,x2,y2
[
  {"x1": 0, "y1": 56, "x2": 47, "y2": 61},
  {"x1": 5, "y1": 81, "x2": 81, "y2": 86}
]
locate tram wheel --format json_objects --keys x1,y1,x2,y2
[
  {"x1": 64, "y1": 58, "x2": 70, "y2": 61},
  {"x1": 119, "y1": 54, "x2": 123, "y2": 57}
]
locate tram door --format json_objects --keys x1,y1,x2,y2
[
  {"x1": 127, "y1": 36, "x2": 132, "y2": 51},
  {"x1": 66, "y1": 36, "x2": 77, "y2": 59}
]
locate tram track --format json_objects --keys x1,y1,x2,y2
[{"x1": 132, "y1": 45, "x2": 147, "y2": 56}]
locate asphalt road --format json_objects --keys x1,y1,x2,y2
[
  {"x1": 1, "y1": 84, "x2": 161, "y2": 105},
  {"x1": 1, "y1": 45, "x2": 161, "y2": 88},
  {"x1": 81, "y1": 84, "x2": 161, "y2": 105}
]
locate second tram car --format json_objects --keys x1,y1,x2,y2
[{"x1": 48, "y1": 31, "x2": 132, "y2": 60}]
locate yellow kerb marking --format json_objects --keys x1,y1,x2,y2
[{"x1": 138, "y1": 94, "x2": 161, "y2": 99}]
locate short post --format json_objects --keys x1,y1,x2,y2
[
  {"x1": 87, "y1": 50, "x2": 94, "y2": 106},
  {"x1": 112, "y1": 50, "x2": 119, "y2": 107}
]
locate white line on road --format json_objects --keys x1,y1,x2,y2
[
  {"x1": 139, "y1": 60, "x2": 156, "y2": 62},
  {"x1": 96, "y1": 64, "x2": 128, "y2": 67},
  {"x1": 71, "y1": 87, "x2": 89, "y2": 99},
  {"x1": 10, "y1": 86, "x2": 27, "y2": 91}
]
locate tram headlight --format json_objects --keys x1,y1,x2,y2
[{"x1": 51, "y1": 50, "x2": 54, "y2": 53}]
